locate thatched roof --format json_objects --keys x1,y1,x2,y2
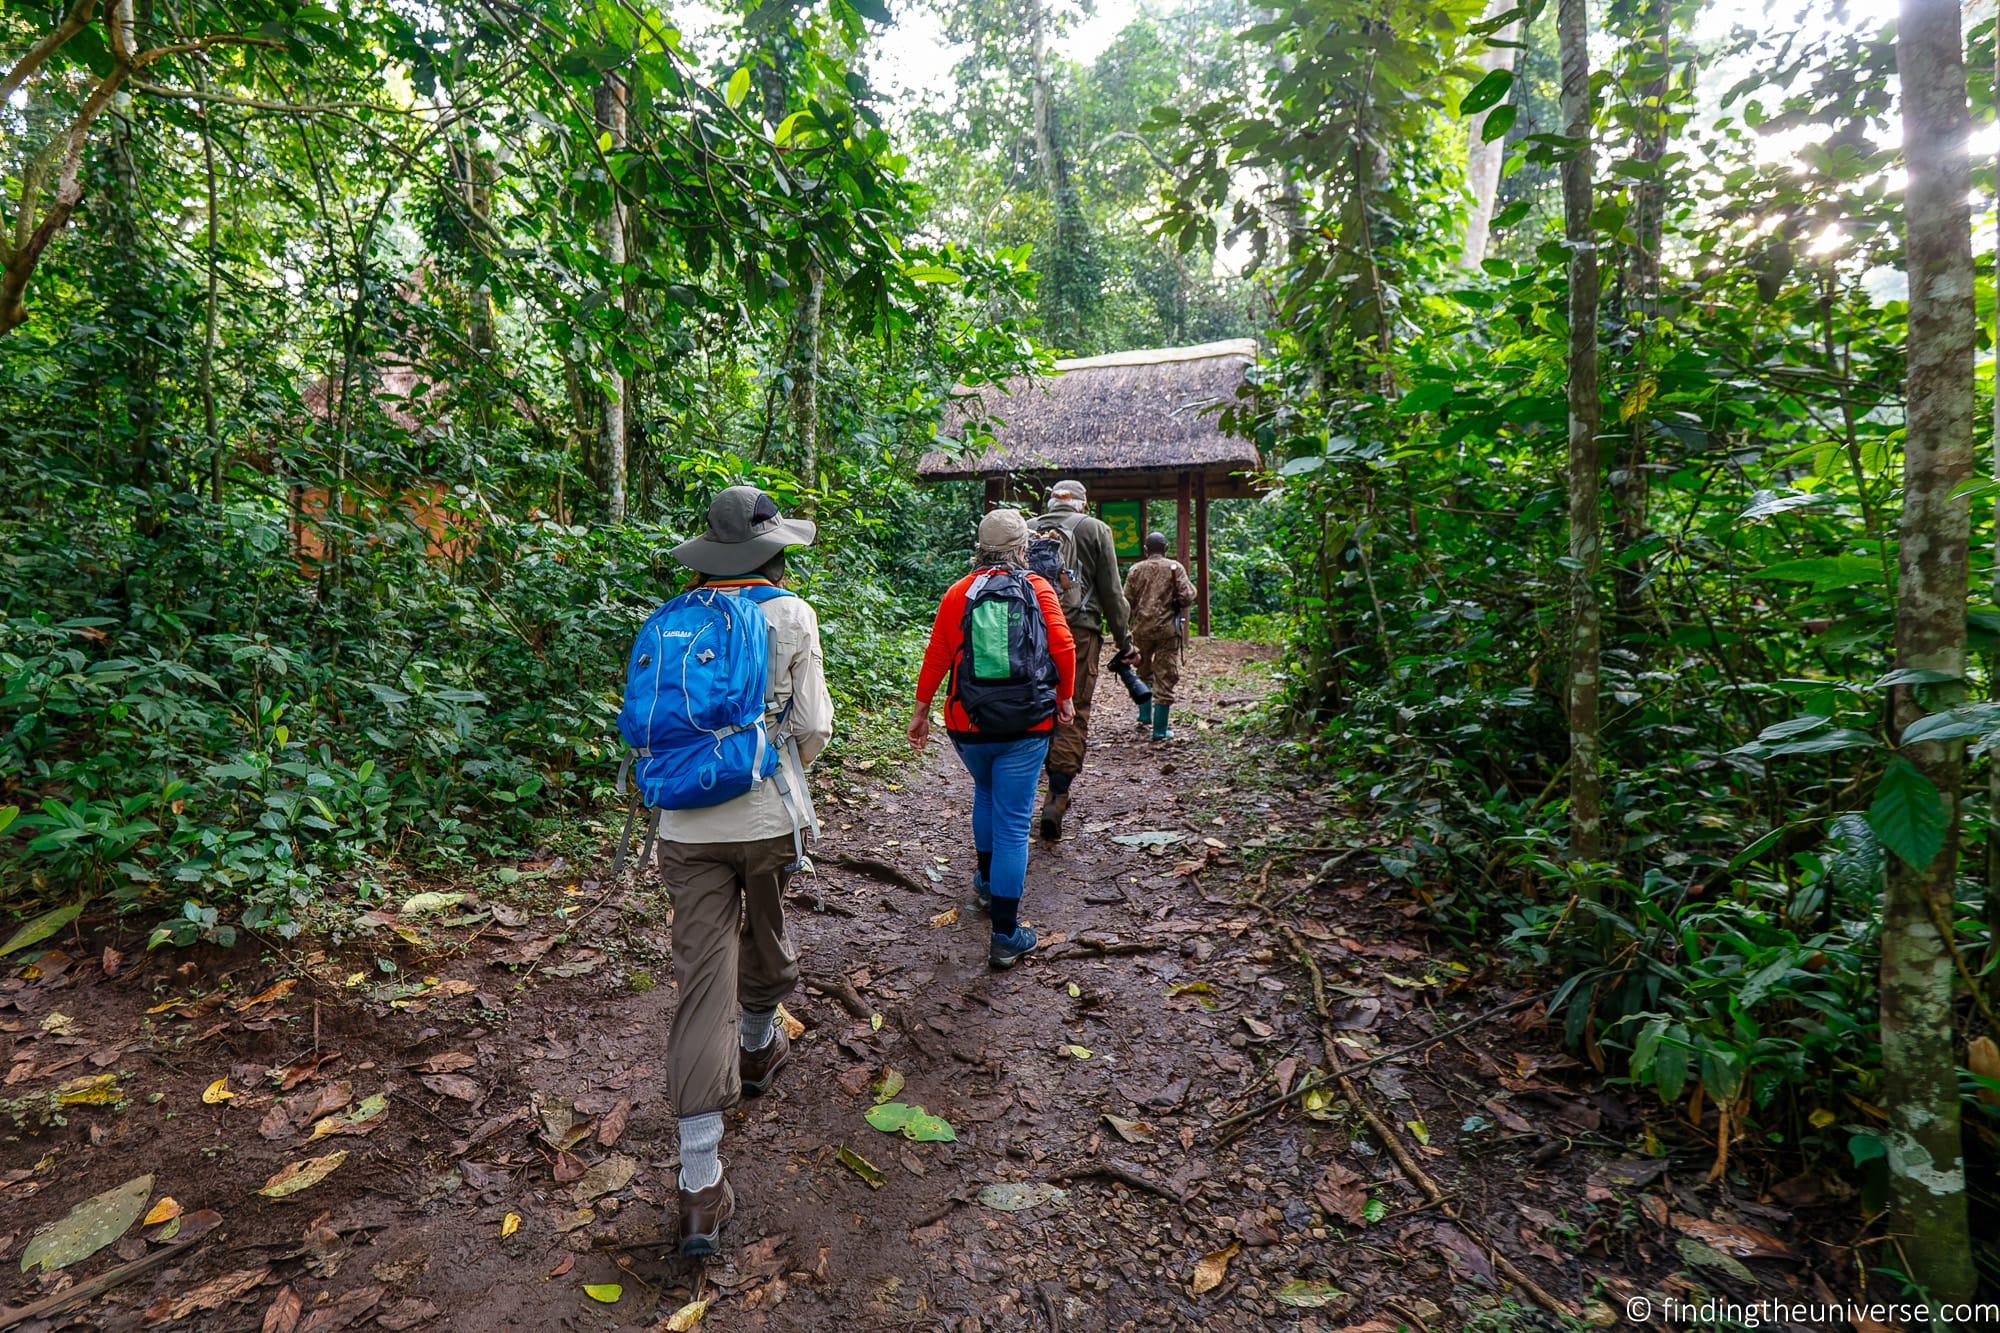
[{"x1": 918, "y1": 338, "x2": 1261, "y2": 484}]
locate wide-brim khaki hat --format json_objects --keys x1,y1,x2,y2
[{"x1": 670, "y1": 485, "x2": 817, "y2": 576}]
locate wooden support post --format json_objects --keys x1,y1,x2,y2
[
  {"x1": 1196, "y1": 472, "x2": 1211, "y2": 636},
  {"x1": 1138, "y1": 498, "x2": 1148, "y2": 551},
  {"x1": 1176, "y1": 472, "x2": 1192, "y2": 566},
  {"x1": 983, "y1": 477, "x2": 1001, "y2": 511}
]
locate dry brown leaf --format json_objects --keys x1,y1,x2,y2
[
  {"x1": 233, "y1": 978, "x2": 298, "y2": 1011},
  {"x1": 417, "y1": 1051, "x2": 476, "y2": 1074},
  {"x1": 929, "y1": 907, "x2": 959, "y2": 928},
  {"x1": 1313, "y1": 1161, "x2": 1369, "y2": 1227},
  {"x1": 420, "y1": 1073, "x2": 481, "y2": 1101},
  {"x1": 278, "y1": 1051, "x2": 341, "y2": 1091},
  {"x1": 263, "y1": 1285, "x2": 305, "y2": 1333},
  {"x1": 775, "y1": 1003, "x2": 806, "y2": 1040},
  {"x1": 1191, "y1": 1241, "x2": 1240, "y2": 1295},
  {"x1": 1669, "y1": 1213, "x2": 1791, "y2": 1260},
  {"x1": 143, "y1": 1265, "x2": 271, "y2": 1324},
  {"x1": 596, "y1": 1099, "x2": 631, "y2": 1147}
]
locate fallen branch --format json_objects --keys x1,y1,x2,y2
[
  {"x1": 1044, "y1": 935, "x2": 1174, "y2": 959},
  {"x1": 1277, "y1": 923, "x2": 1578, "y2": 1322},
  {"x1": 0, "y1": 1215, "x2": 220, "y2": 1330},
  {"x1": 822, "y1": 853, "x2": 929, "y2": 893},
  {"x1": 1051, "y1": 1159, "x2": 1186, "y2": 1208},
  {"x1": 800, "y1": 970, "x2": 872, "y2": 1019},
  {"x1": 1209, "y1": 988, "x2": 1552, "y2": 1134}
]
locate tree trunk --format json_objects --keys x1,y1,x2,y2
[
  {"x1": 1558, "y1": 0, "x2": 1602, "y2": 866},
  {"x1": 1029, "y1": 0, "x2": 1054, "y2": 197},
  {"x1": 1883, "y1": 0, "x2": 1976, "y2": 1304},
  {"x1": 1458, "y1": 0, "x2": 1521, "y2": 270},
  {"x1": 594, "y1": 74, "x2": 627, "y2": 524},
  {"x1": 1988, "y1": 9, "x2": 2000, "y2": 1011},
  {"x1": 1610, "y1": 0, "x2": 1668, "y2": 643},
  {"x1": 198, "y1": 90, "x2": 221, "y2": 503},
  {"x1": 790, "y1": 260, "x2": 822, "y2": 494}
]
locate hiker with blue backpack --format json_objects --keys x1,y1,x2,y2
[
  {"x1": 907, "y1": 509, "x2": 1077, "y2": 968},
  {"x1": 615, "y1": 486, "x2": 831, "y2": 1259}
]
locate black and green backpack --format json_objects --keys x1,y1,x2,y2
[{"x1": 953, "y1": 571, "x2": 1059, "y2": 734}]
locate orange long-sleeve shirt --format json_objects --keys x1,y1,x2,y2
[{"x1": 916, "y1": 569, "x2": 1076, "y2": 737}]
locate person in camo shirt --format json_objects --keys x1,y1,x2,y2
[{"x1": 1123, "y1": 531, "x2": 1196, "y2": 740}]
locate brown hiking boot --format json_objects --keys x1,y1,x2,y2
[
  {"x1": 1039, "y1": 790, "x2": 1070, "y2": 841},
  {"x1": 677, "y1": 1174, "x2": 735, "y2": 1258},
  {"x1": 740, "y1": 1027, "x2": 791, "y2": 1097}
]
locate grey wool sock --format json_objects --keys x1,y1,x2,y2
[
  {"x1": 740, "y1": 1007, "x2": 777, "y2": 1052},
  {"x1": 677, "y1": 1112, "x2": 724, "y2": 1192}
]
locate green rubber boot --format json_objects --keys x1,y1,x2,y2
[
  {"x1": 1137, "y1": 699, "x2": 1153, "y2": 728},
  {"x1": 1151, "y1": 705, "x2": 1173, "y2": 741}
]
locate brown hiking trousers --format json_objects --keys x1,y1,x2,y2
[
  {"x1": 1047, "y1": 623, "x2": 1102, "y2": 778},
  {"x1": 1134, "y1": 628, "x2": 1183, "y2": 707},
  {"x1": 657, "y1": 834, "x2": 800, "y2": 1117}
]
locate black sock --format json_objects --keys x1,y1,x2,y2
[
  {"x1": 977, "y1": 852, "x2": 993, "y2": 880},
  {"x1": 1048, "y1": 770, "x2": 1073, "y2": 797},
  {"x1": 989, "y1": 895, "x2": 1019, "y2": 936}
]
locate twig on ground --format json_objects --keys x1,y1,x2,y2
[
  {"x1": 1050, "y1": 1159, "x2": 1185, "y2": 1208},
  {"x1": 1043, "y1": 935, "x2": 1174, "y2": 959},
  {"x1": 1209, "y1": 988, "x2": 1552, "y2": 1134},
  {"x1": 0, "y1": 1224, "x2": 220, "y2": 1330},
  {"x1": 822, "y1": 853, "x2": 930, "y2": 892},
  {"x1": 1277, "y1": 922, "x2": 1578, "y2": 1322},
  {"x1": 800, "y1": 970, "x2": 872, "y2": 1019}
]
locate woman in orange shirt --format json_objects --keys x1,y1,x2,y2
[{"x1": 909, "y1": 509, "x2": 1076, "y2": 967}]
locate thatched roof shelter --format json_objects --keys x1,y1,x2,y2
[
  {"x1": 916, "y1": 338, "x2": 1264, "y2": 635},
  {"x1": 917, "y1": 338, "x2": 1261, "y2": 497}
]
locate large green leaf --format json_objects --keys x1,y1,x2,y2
[
  {"x1": 20, "y1": 1174, "x2": 153, "y2": 1272},
  {"x1": 1, "y1": 899, "x2": 87, "y2": 958},
  {"x1": 1460, "y1": 67, "x2": 1512, "y2": 116},
  {"x1": 1866, "y1": 756, "x2": 1947, "y2": 872}
]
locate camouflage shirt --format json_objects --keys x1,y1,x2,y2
[{"x1": 1123, "y1": 554, "x2": 1195, "y2": 637}]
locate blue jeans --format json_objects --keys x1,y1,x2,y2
[{"x1": 951, "y1": 735, "x2": 1050, "y2": 906}]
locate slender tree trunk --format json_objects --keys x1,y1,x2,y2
[
  {"x1": 1883, "y1": 0, "x2": 1976, "y2": 1305},
  {"x1": 790, "y1": 260, "x2": 822, "y2": 494},
  {"x1": 198, "y1": 93, "x2": 221, "y2": 503},
  {"x1": 1558, "y1": 0, "x2": 1603, "y2": 866},
  {"x1": 594, "y1": 74, "x2": 627, "y2": 524},
  {"x1": 1611, "y1": 0, "x2": 1668, "y2": 643},
  {"x1": 1988, "y1": 12, "x2": 2000, "y2": 1009},
  {"x1": 1029, "y1": 0, "x2": 1054, "y2": 197},
  {"x1": 1459, "y1": 0, "x2": 1522, "y2": 269}
]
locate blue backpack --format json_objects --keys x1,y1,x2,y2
[{"x1": 615, "y1": 585, "x2": 793, "y2": 868}]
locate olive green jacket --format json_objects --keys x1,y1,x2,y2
[{"x1": 1034, "y1": 509, "x2": 1132, "y2": 648}]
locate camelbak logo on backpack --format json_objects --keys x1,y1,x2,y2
[{"x1": 617, "y1": 584, "x2": 793, "y2": 812}]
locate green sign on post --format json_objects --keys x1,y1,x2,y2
[{"x1": 1100, "y1": 500, "x2": 1143, "y2": 558}]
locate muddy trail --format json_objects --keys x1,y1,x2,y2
[{"x1": 1, "y1": 640, "x2": 1855, "y2": 1331}]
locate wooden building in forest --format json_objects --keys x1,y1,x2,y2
[{"x1": 916, "y1": 338, "x2": 1262, "y2": 635}]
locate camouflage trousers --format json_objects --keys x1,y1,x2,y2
[{"x1": 1134, "y1": 626, "x2": 1183, "y2": 707}]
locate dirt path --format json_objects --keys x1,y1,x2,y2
[{"x1": 1, "y1": 641, "x2": 1845, "y2": 1331}]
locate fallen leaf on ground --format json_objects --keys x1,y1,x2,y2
[
  {"x1": 929, "y1": 907, "x2": 959, "y2": 927},
  {"x1": 257, "y1": 1152, "x2": 346, "y2": 1200},
  {"x1": 554, "y1": 1209, "x2": 595, "y2": 1232},
  {"x1": 142, "y1": 1197, "x2": 182, "y2": 1227},
  {"x1": 376, "y1": 1299, "x2": 440, "y2": 1331},
  {"x1": 582, "y1": 1283, "x2": 621, "y2": 1304},
  {"x1": 571, "y1": 1153, "x2": 637, "y2": 1203},
  {"x1": 1314, "y1": 1162, "x2": 1369, "y2": 1226},
  {"x1": 975, "y1": 1182, "x2": 1066, "y2": 1211},
  {"x1": 1272, "y1": 1279, "x2": 1345, "y2": 1308},
  {"x1": 864, "y1": 1102, "x2": 956, "y2": 1142},
  {"x1": 836, "y1": 1146, "x2": 886, "y2": 1188},
  {"x1": 295, "y1": 1284, "x2": 381, "y2": 1333},
  {"x1": 1669, "y1": 1213, "x2": 1792, "y2": 1259},
  {"x1": 54, "y1": 1073, "x2": 121, "y2": 1105},
  {"x1": 501, "y1": 1212, "x2": 521, "y2": 1237},
  {"x1": 869, "y1": 1068, "x2": 905, "y2": 1104},
  {"x1": 420, "y1": 1073, "x2": 481, "y2": 1102},
  {"x1": 142, "y1": 1265, "x2": 270, "y2": 1324},
  {"x1": 278, "y1": 1051, "x2": 341, "y2": 1090},
  {"x1": 262, "y1": 1285, "x2": 304, "y2": 1333},
  {"x1": 309, "y1": 1092, "x2": 388, "y2": 1141},
  {"x1": 776, "y1": 1003, "x2": 806, "y2": 1040},
  {"x1": 1677, "y1": 1236, "x2": 1755, "y2": 1283},
  {"x1": 547, "y1": 1254, "x2": 575, "y2": 1277},
  {"x1": 592, "y1": 1098, "x2": 631, "y2": 1148},
  {"x1": 416, "y1": 1051, "x2": 476, "y2": 1074},
  {"x1": 661, "y1": 1297, "x2": 710, "y2": 1330},
  {"x1": 19, "y1": 1173, "x2": 153, "y2": 1273},
  {"x1": 1192, "y1": 1241, "x2": 1240, "y2": 1295},
  {"x1": 203, "y1": 1077, "x2": 236, "y2": 1104},
  {"x1": 232, "y1": 979, "x2": 297, "y2": 1011},
  {"x1": 1103, "y1": 1114, "x2": 1155, "y2": 1143},
  {"x1": 40, "y1": 1011, "x2": 79, "y2": 1036},
  {"x1": 401, "y1": 891, "x2": 467, "y2": 916},
  {"x1": 1060, "y1": 1044, "x2": 1091, "y2": 1060},
  {"x1": 2, "y1": 901, "x2": 87, "y2": 958}
]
